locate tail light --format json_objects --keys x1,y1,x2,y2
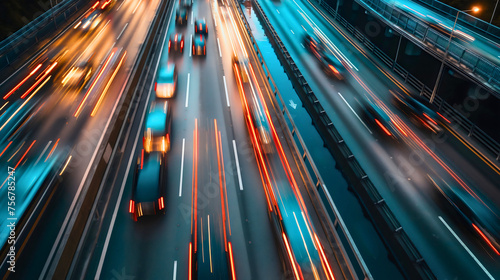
[
  {"x1": 437, "y1": 112, "x2": 451, "y2": 124},
  {"x1": 206, "y1": 25, "x2": 207, "y2": 33},
  {"x1": 140, "y1": 149, "x2": 144, "y2": 169},
  {"x1": 158, "y1": 197, "x2": 165, "y2": 210},
  {"x1": 129, "y1": 200, "x2": 135, "y2": 213},
  {"x1": 155, "y1": 82, "x2": 157, "y2": 91},
  {"x1": 423, "y1": 113, "x2": 437, "y2": 125},
  {"x1": 181, "y1": 40, "x2": 184, "y2": 50},
  {"x1": 204, "y1": 46, "x2": 206, "y2": 55},
  {"x1": 193, "y1": 45, "x2": 195, "y2": 55},
  {"x1": 168, "y1": 40, "x2": 171, "y2": 52},
  {"x1": 328, "y1": 65, "x2": 339, "y2": 75}
]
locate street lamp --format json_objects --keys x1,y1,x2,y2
[
  {"x1": 491, "y1": 0, "x2": 499, "y2": 24},
  {"x1": 429, "y1": 6, "x2": 480, "y2": 104}
]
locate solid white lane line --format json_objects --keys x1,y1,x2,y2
[
  {"x1": 337, "y1": 92, "x2": 372, "y2": 134},
  {"x1": 276, "y1": 9, "x2": 280, "y2": 14},
  {"x1": 173, "y1": 260, "x2": 178, "y2": 280},
  {"x1": 438, "y1": 216, "x2": 495, "y2": 280},
  {"x1": 191, "y1": 11, "x2": 194, "y2": 25},
  {"x1": 117, "y1": 0, "x2": 126, "y2": 10},
  {"x1": 189, "y1": 35, "x2": 192, "y2": 57},
  {"x1": 185, "y1": 73, "x2": 190, "y2": 108},
  {"x1": 217, "y1": 38, "x2": 222, "y2": 57},
  {"x1": 94, "y1": 5, "x2": 174, "y2": 278},
  {"x1": 232, "y1": 140, "x2": 243, "y2": 190},
  {"x1": 132, "y1": 0, "x2": 142, "y2": 14},
  {"x1": 179, "y1": 138, "x2": 185, "y2": 197},
  {"x1": 223, "y1": 76, "x2": 230, "y2": 107},
  {"x1": 290, "y1": 29, "x2": 295, "y2": 35},
  {"x1": 117, "y1": 23, "x2": 129, "y2": 40}
]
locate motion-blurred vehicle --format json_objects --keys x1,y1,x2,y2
[
  {"x1": 181, "y1": 0, "x2": 193, "y2": 9},
  {"x1": 429, "y1": 176, "x2": 500, "y2": 255},
  {"x1": 143, "y1": 100, "x2": 172, "y2": 153},
  {"x1": 303, "y1": 34, "x2": 346, "y2": 80},
  {"x1": 61, "y1": 55, "x2": 93, "y2": 89},
  {"x1": 169, "y1": 33, "x2": 185, "y2": 54},
  {"x1": 175, "y1": 8, "x2": 188, "y2": 25},
  {"x1": 0, "y1": 98, "x2": 41, "y2": 145},
  {"x1": 192, "y1": 34, "x2": 206, "y2": 56},
  {"x1": 129, "y1": 151, "x2": 166, "y2": 221},
  {"x1": 390, "y1": 90, "x2": 442, "y2": 133},
  {"x1": 155, "y1": 64, "x2": 177, "y2": 98},
  {"x1": 232, "y1": 56, "x2": 273, "y2": 153},
  {"x1": 361, "y1": 98, "x2": 402, "y2": 140},
  {"x1": 78, "y1": 9, "x2": 103, "y2": 31},
  {"x1": 194, "y1": 18, "x2": 208, "y2": 35}
]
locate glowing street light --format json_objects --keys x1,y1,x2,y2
[{"x1": 430, "y1": 6, "x2": 481, "y2": 104}]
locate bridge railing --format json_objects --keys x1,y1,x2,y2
[
  {"x1": 359, "y1": 0, "x2": 500, "y2": 93},
  {"x1": 411, "y1": 0, "x2": 500, "y2": 40},
  {"x1": 244, "y1": 0, "x2": 437, "y2": 278},
  {"x1": 0, "y1": 0, "x2": 89, "y2": 71},
  {"x1": 320, "y1": 0, "x2": 500, "y2": 161}
]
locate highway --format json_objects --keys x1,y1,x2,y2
[
  {"x1": 253, "y1": 0, "x2": 500, "y2": 278},
  {"x1": 0, "y1": 0, "x2": 499, "y2": 279}
]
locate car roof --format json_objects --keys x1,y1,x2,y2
[
  {"x1": 135, "y1": 152, "x2": 162, "y2": 202},
  {"x1": 146, "y1": 102, "x2": 168, "y2": 134},
  {"x1": 157, "y1": 65, "x2": 176, "y2": 83},
  {"x1": 170, "y1": 33, "x2": 183, "y2": 40}
]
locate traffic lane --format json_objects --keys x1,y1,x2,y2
[
  {"x1": 259, "y1": 0, "x2": 500, "y2": 278},
  {"x1": 214, "y1": 3, "x2": 285, "y2": 279},
  {"x1": 3, "y1": 1, "x2": 161, "y2": 279}
]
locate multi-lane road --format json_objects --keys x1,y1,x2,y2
[{"x1": 0, "y1": 0, "x2": 499, "y2": 279}]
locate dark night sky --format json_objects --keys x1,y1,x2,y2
[{"x1": 437, "y1": 0, "x2": 499, "y2": 25}]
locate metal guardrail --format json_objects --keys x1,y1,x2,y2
[
  {"x1": 250, "y1": 0, "x2": 436, "y2": 278},
  {"x1": 354, "y1": 0, "x2": 500, "y2": 94},
  {"x1": 319, "y1": 0, "x2": 500, "y2": 161},
  {"x1": 411, "y1": 0, "x2": 500, "y2": 40},
  {"x1": 0, "y1": 0, "x2": 88, "y2": 70},
  {"x1": 232, "y1": 0, "x2": 372, "y2": 279}
]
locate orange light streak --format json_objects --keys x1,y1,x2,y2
[
  {"x1": 14, "y1": 140, "x2": 36, "y2": 169},
  {"x1": 192, "y1": 119, "x2": 199, "y2": 252},
  {"x1": 472, "y1": 224, "x2": 500, "y2": 255},
  {"x1": 314, "y1": 234, "x2": 335, "y2": 280},
  {"x1": 215, "y1": 119, "x2": 228, "y2": 251},
  {"x1": 4, "y1": 64, "x2": 42, "y2": 100},
  {"x1": 0, "y1": 141, "x2": 12, "y2": 158},
  {"x1": 283, "y1": 232, "x2": 301, "y2": 280},
  {"x1": 375, "y1": 119, "x2": 391, "y2": 136},
  {"x1": 188, "y1": 242, "x2": 193, "y2": 280},
  {"x1": 74, "y1": 51, "x2": 115, "y2": 117},
  {"x1": 228, "y1": 242, "x2": 237, "y2": 280},
  {"x1": 20, "y1": 62, "x2": 56, "y2": 99},
  {"x1": 45, "y1": 138, "x2": 59, "y2": 162},
  {"x1": 91, "y1": 51, "x2": 127, "y2": 116}
]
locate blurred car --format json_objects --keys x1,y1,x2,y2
[
  {"x1": 390, "y1": 90, "x2": 442, "y2": 133},
  {"x1": 143, "y1": 100, "x2": 172, "y2": 153},
  {"x1": 130, "y1": 151, "x2": 166, "y2": 221},
  {"x1": 181, "y1": 0, "x2": 193, "y2": 9},
  {"x1": 303, "y1": 34, "x2": 346, "y2": 80},
  {"x1": 175, "y1": 8, "x2": 188, "y2": 25},
  {"x1": 0, "y1": 98, "x2": 41, "y2": 145},
  {"x1": 155, "y1": 64, "x2": 177, "y2": 98},
  {"x1": 194, "y1": 18, "x2": 208, "y2": 35},
  {"x1": 78, "y1": 9, "x2": 103, "y2": 31},
  {"x1": 169, "y1": 33, "x2": 185, "y2": 54},
  {"x1": 61, "y1": 55, "x2": 93, "y2": 89},
  {"x1": 361, "y1": 98, "x2": 402, "y2": 140},
  {"x1": 430, "y1": 176, "x2": 500, "y2": 255},
  {"x1": 192, "y1": 34, "x2": 206, "y2": 56}
]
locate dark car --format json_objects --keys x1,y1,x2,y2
[
  {"x1": 430, "y1": 176, "x2": 500, "y2": 255},
  {"x1": 143, "y1": 100, "x2": 172, "y2": 153},
  {"x1": 181, "y1": 0, "x2": 193, "y2": 9},
  {"x1": 130, "y1": 151, "x2": 166, "y2": 221},
  {"x1": 61, "y1": 54, "x2": 93, "y2": 89},
  {"x1": 194, "y1": 18, "x2": 208, "y2": 35},
  {"x1": 303, "y1": 34, "x2": 346, "y2": 80},
  {"x1": 175, "y1": 8, "x2": 188, "y2": 25},
  {"x1": 192, "y1": 34, "x2": 206, "y2": 56},
  {"x1": 361, "y1": 98, "x2": 403, "y2": 140},
  {"x1": 169, "y1": 33, "x2": 185, "y2": 54},
  {"x1": 390, "y1": 90, "x2": 442, "y2": 133}
]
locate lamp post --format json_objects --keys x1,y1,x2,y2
[{"x1": 429, "y1": 7, "x2": 480, "y2": 104}]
